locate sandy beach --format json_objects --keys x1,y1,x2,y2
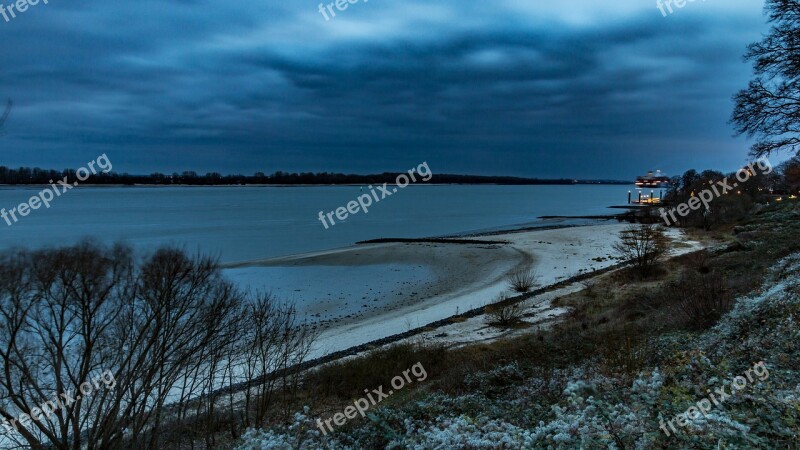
[{"x1": 223, "y1": 222, "x2": 703, "y2": 359}]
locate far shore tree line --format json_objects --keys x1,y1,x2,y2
[{"x1": 0, "y1": 167, "x2": 629, "y2": 186}]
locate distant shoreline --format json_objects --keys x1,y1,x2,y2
[{"x1": 0, "y1": 182, "x2": 633, "y2": 188}]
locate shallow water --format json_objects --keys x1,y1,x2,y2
[{"x1": 223, "y1": 263, "x2": 435, "y2": 323}]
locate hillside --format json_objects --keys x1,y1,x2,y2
[{"x1": 237, "y1": 202, "x2": 800, "y2": 449}]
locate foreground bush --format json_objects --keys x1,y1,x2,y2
[{"x1": 613, "y1": 224, "x2": 669, "y2": 278}]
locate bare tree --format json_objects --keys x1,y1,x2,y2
[
  {"x1": 507, "y1": 269, "x2": 538, "y2": 293},
  {"x1": 668, "y1": 271, "x2": 734, "y2": 330},
  {"x1": 613, "y1": 224, "x2": 670, "y2": 277},
  {"x1": 239, "y1": 296, "x2": 315, "y2": 428},
  {"x1": 732, "y1": 0, "x2": 800, "y2": 157},
  {"x1": 485, "y1": 293, "x2": 525, "y2": 327},
  {"x1": 0, "y1": 242, "x2": 135, "y2": 450},
  {"x1": 0, "y1": 242, "x2": 314, "y2": 449}
]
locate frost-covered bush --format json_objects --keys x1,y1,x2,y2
[
  {"x1": 236, "y1": 407, "x2": 349, "y2": 450},
  {"x1": 463, "y1": 362, "x2": 525, "y2": 395}
]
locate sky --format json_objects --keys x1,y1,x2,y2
[{"x1": 0, "y1": 0, "x2": 779, "y2": 179}]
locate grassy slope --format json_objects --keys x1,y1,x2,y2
[{"x1": 238, "y1": 201, "x2": 800, "y2": 449}]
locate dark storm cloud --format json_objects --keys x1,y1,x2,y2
[{"x1": 0, "y1": 0, "x2": 768, "y2": 178}]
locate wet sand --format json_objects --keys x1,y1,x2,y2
[{"x1": 224, "y1": 223, "x2": 663, "y2": 358}]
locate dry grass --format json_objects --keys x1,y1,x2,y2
[{"x1": 305, "y1": 343, "x2": 449, "y2": 400}]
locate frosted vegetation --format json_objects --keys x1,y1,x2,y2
[{"x1": 238, "y1": 204, "x2": 800, "y2": 449}]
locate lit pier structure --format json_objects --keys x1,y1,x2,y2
[{"x1": 627, "y1": 189, "x2": 664, "y2": 205}]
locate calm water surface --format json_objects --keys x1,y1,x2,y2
[{"x1": 0, "y1": 185, "x2": 635, "y2": 263}]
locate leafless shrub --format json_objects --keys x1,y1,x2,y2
[
  {"x1": 581, "y1": 278, "x2": 599, "y2": 299},
  {"x1": 599, "y1": 328, "x2": 658, "y2": 379},
  {"x1": 663, "y1": 271, "x2": 734, "y2": 330},
  {"x1": 507, "y1": 269, "x2": 538, "y2": 293},
  {"x1": 485, "y1": 293, "x2": 525, "y2": 327},
  {"x1": 685, "y1": 250, "x2": 712, "y2": 274},
  {"x1": 613, "y1": 224, "x2": 670, "y2": 278}
]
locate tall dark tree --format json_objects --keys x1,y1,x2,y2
[
  {"x1": 733, "y1": 0, "x2": 800, "y2": 157},
  {"x1": 780, "y1": 156, "x2": 800, "y2": 191}
]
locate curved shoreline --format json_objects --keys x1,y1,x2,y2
[
  {"x1": 220, "y1": 224, "x2": 707, "y2": 394},
  {"x1": 224, "y1": 223, "x2": 663, "y2": 360},
  {"x1": 224, "y1": 240, "x2": 530, "y2": 330}
]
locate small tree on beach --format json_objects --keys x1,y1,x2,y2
[
  {"x1": 485, "y1": 293, "x2": 525, "y2": 327},
  {"x1": 613, "y1": 224, "x2": 670, "y2": 278},
  {"x1": 507, "y1": 269, "x2": 539, "y2": 293}
]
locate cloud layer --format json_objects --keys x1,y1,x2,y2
[{"x1": 0, "y1": 0, "x2": 769, "y2": 178}]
